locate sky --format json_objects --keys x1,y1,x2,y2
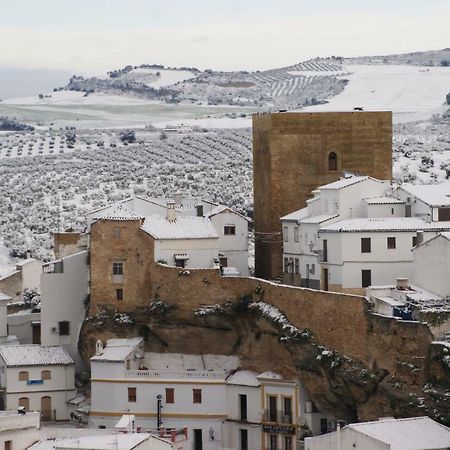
[{"x1": 1, "y1": 0, "x2": 449, "y2": 75}]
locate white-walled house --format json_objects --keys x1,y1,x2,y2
[
  {"x1": 304, "y1": 416, "x2": 450, "y2": 450},
  {"x1": 40, "y1": 250, "x2": 90, "y2": 371},
  {"x1": 90, "y1": 338, "x2": 302, "y2": 450},
  {"x1": 87, "y1": 196, "x2": 249, "y2": 274},
  {"x1": 393, "y1": 182, "x2": 450, "y2": 221},
  {"x1": 281, "y1": 176, "x2": 450, "y2": 294},
  {"x1": 0, "y1": 345, "x2": 75, "y2": 421}
]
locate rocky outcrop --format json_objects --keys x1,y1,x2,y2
[{"x1": 80, "y1": 264, "x2": 450, "y2": 425}]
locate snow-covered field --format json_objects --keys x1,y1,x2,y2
[
  {"x1": 304, "y1": 65, "x2": 450, "y2": 123},
  {"x1": 131, "y1": 68, "x2": 196, "y2": 88}
]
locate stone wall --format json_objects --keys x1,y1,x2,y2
[
  {"x1": 253, "y1": 112, "x2": 393, "y2": 279},
  {"x1": 90, "y1": 219, "x2": 155, "y2": 312}
]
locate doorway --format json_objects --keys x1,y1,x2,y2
[
  {"x1": 41, "y1": 396, "x2": 52, "y2": 421},
  {"x1": 193, "y1": 429, "x2": 202, "y2": 450}
]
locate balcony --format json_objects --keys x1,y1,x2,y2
[
  {"x1": 263, "y1": 409, "x2": 293, "y2": 424},
  {"x1": 124, "y1": 369, "x2": 227, "y2": 381}
]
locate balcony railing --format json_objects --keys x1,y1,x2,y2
[
  {"x1": 124, "y1": 369, "x2": 227, "y2": 381},
  {"x1": 263, "y1": 409, "x2": 293, "y2": 424}
]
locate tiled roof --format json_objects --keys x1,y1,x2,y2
[
  {"x1": 226, "y1": 370, "x2": 260, "y2": 387},
  {"x1": 319, "y1": 176, "x2": 374, "y2": 190},
  {"x1": 347, "y1": 417, "x2": 450, "y2": 450},
  {"x1": 91, "y1": 338, "x2": 143, "y2": 362},
  {"x1": 281, "y1": 207, "x2": 309, "y2": 221},
  {"x1": 365, "y1": 196, "x2": 405, "y2": 205},
  {"x1": 0, "y1": 345, "x2": 74, "y2": 366},
  {"x1": 399, "y1": 183, "x2": 450, "y2": 207},
  {"x1": 319, "y1": 218, "x2": 450, "y2": 233},
  {"x1": 141, "y1": 215, "x2": 218, "y2": 240},
  {"x1": 300, "y1": 214, "x2": 339, "y2": 224},
  {"x1": 93, "y1": 203, "x2": 142, "y2": 221}
]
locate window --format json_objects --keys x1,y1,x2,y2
[
  {"x1": 268, "y1": 396, "x2": 277, "y2": 422},
  {"x1": 361, "y1": 238, "x2": 371, "y2": 253},
  {"x1": 294, "y1": 227, "x2": 299, "y2": 243},
  {"x1": 391, "y1": 208, "x2": 394, "y2": 215},
  {"x1": 128, "y1": 387, "x2": 137, "y2": 402},
  {"x1": 224, "y1": 225, "x2": 236, "y2": 235},
  {"x1": 113, "y1": 227, "x2": 121, "y2": 239},
  {"x1": 5, "y1": 440, "x2": 12, "y2": 450},
  {"x1": 284, "y1": 436, "x2": 293, "y2": 450},
  {"x1": 41, "y1": 370, "x2": 51, "y2": 380},
  {"x1": 284, "y1": 258, "x2": 289, "y2": 274},
  {"x1": 193, "y1": 389, "x2": 202, "y2": 404},
  {"x1": 412, "y1": 236, "x2": 417, "y2": 247},
  {"x1": 328, "y1": 152, "x2": 337, "y2": 171},
  {"x1": 294, "y1": 258, "x2": 300, "y2": 274},
  {"x1": 166, "y1": 388, "x2": 174, "y2": 404},
  {"x1": 269, "y1": 434, "x2": 278, "y2": 450},
  {"x1": 283, "y1": 397, "x2": 292, "y2": 423},
  {"x1": 116, "y1": 288, "x2": 123, "y2": 301},
  {"x1": 59, "y1": 321, "x2": 70, "y2": 336},
  {"x1": 323, "y1": 239, "x2": 328, "y2": 262},
  {"x1": 387, "y1": 237, "x2": 396, "y2": 249},
  {"x1": 219, "y1": 257, "x2": 228, "y2": 267},
  {"x1": 175, "y1": 259, "x2": 185, "y2": 268},
  {"x1": 18, "y1": 371, "x2": 29, "y2": 381},
  {"x1": 283, "y1": 226, "x2": 288, "y2": 242},
  {"x1": 240, "y1": 429, "x2": 248, "y2": 450},
  {"x1": 239, "y1": 394, "x2": 247, "y2": 421},
  {"x1": 112, "y1": 262, "x2": 123, "y2": 275},
  {"x1": 362, "y1": 270, "x2": 372, "y2": 288},
  {"x1": 311, "y1": 264, "x2": 315, "y2": 275}
]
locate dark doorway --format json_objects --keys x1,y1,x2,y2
[
  {"x1": 32, "y1": 322, "x2": 41, "y2": 344},
  {"x1": 323, "y1": 268, "x2": 329, "y2": 291},
  {"x1": 193, "y1": 429, "x2": 203, "y2": 450}
]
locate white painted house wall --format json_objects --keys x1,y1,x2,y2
[
  {"x1": 413, "y1": 234, "x2": 450, "y2": 298},
  {"x1": 40, "y1": 251, "x2": 89, "y2": 371},
  {"x1": 17, "y1": 259, "x2": 42, "y2": 294}
]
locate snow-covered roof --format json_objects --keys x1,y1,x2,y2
[
  {"x1": 257, "y1": 371, "x2": 284, "y2": 380},
  {"x1": 281, "y1": 207, "x2": 309, "y2": 222},
  {"x1": 91, "y1": 338, "x2": 143, "y2": 362},
  {"x1": 28, "y1": 434, "x2": 155, "y2": 450},
  {"x1": 144, "y1": 352, "x2": 239, "y2": 371},
  {"x1": 141, "y1": 215, "x2": 218, "y2": 240},
  {"x1": 365, "y1": 196, "x2": 405, "y2": 205},
  {"x1": 15, "y1": 258, "x2": 39, "y2": 267},
  {"x1": 319, "y1": 176, "x2": 383, "y2": 190},
  {"x1": 206, "y1": 204, "x2": 249, "y2": 221},
  {"x1": 0, "y1": 292, "x2": 11, "y2": 302},
  {"x1": 320, "y1": 217, "x2": 450, "y2": 233},
  {"x1": 300, "y1": 214, "x2": 339, "y2": 224},
  {"x1": 414, "y1": 231, "x2": 450, "y2": 249},
  {"x1": 347, "y1": 416, "x2": 450, "y2": 450},
  {"x1": 0, "y1": 345, "x2": 73, "y2": 367},
  {"x1": 226, "y1": 370, "x2": 260, "y2": 387},
  {"x1": 93, "y1": 203, "x2": 142, "y2": 221},
  {"x1": 399, "y1": 183, "x2": 450, "y2": 207}
]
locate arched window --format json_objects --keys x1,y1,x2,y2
[
  {"x1": 41, "y1": 370, "x2": 51, "y2": 380},
  {"x1": 19, "y1": 397, "x2": 29, "y2": 411},
  {"x1": 18, "y1": 371, "x2": 29, "y2": 381},
  {"x1": 328, "y1": 152, "x2": 338, "y2": 171}
]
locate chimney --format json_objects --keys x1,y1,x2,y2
[
  {"x1": 196, "y1": 204, "x2": 204, "y2": 217},
  {"x1": 174, "y1": 192, "x2": 182, "y2": 206},
  {"x1": 95, "y1": 340, "x2": 104, "y2": 356},
  {"x1": 167, "y1": 200, "x2": 177, "y2": 221},
  {"x1": 396, "y1": 278, "x2": 409, "y2": 290}
]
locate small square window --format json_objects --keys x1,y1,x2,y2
[
  {"x1": 224, "y1": 225, "x2": 236, "y2": 235},
  {"x1": 387, "y1": 237, "x2": 396, "y2": 249},
  {"x1": 412, "y1": 236, "x2": 417, "y2": 247},
  {"x1": 193, "y1": 389, "x2": 202, "y2": 404},
  {"x1": 113, "y1": 262, "x2": 123, "y2": 275},
  {"x1": 58, "y1": 321, "x2": 70, "y2": 336},
  {"x1": 361, "y1": 238, "x2": 371, "y2": 253},
  {"x1": 116, "y1": 289, "x2": 123, "y2": 301},
  {"x1": 166, "y1": 388, "x2": 174, "y2": 404}
]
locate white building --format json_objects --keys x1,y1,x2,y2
[
  {"x1": 0, "y1": 410, "x2": 42, "y2": 450},
  {"x1": 40, "y1": 251, "x2": 89, "y2": 371},
  {"x1": 87, "y1": 195, "x2": 249, "y2": 275},
  {"x1": 281, "y1": 176, "x2": 450, "y2": 294},
  {"x1": 90, "y1": 338, "x2": 301, "y2": 450},
  {"x1": 0, "y1": 344, "x2": 75, "y2": 420},
  {"x1": 304, "y1": 416, "x2": 450, "y2": 450},
  {"x1": 393, "y1": 182, "x2": 450, "y2": 221}
]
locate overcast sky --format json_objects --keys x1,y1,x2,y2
[{"x1": 1, "y1": 0, "x2": 449, "y2": 75}]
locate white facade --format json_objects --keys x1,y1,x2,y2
[
  {"x1": 412, "y1": 232, "x2": 450, "y2": 298},
  {"x1": 281, "y1": 176, "x2": 450, "y2": 293},
  {"x1": 88, "y1": 196, "x2": 249, "y2": 273},
  {"x1": 90, "y1": 339, "x2": 301, "y2": 450},
  {"x1": 0, "y1": 345, "x2": 75, "y2": 421},
  {"x1": 40, "y1": 251, "x2": 89, "y2": 371}
]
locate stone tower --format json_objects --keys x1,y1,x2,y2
[{"x1": 253, "y1": 111, "x2": 392, "y2": 280}]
